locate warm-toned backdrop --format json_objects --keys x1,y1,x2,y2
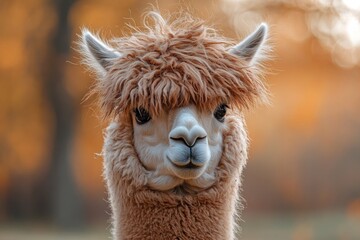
[{"x1": 1, "y1": 0, "x2": 359, "y2": 239}]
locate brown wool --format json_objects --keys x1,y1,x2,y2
[{"x1": 79, "y1": 11, "x2": 269, "y2": 240}]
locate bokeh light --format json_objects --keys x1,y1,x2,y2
[{"x1": 221, "y1": 0, "x2": 360, "y2": 68}]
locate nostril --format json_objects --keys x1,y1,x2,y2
[
  {"x1": 192, "y1": 135, "x2": 207, "y2": 146},
  {"x1": 170, "y1": 135, "x2": 206, "y2": 147},
  {"x1": 170, "y1": 137, "x2": 191, "y2": 147},
  {"x1": 197, "y1": 135, "x2": 207, "y2": 140}
]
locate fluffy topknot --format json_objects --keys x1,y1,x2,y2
[{"x1": 85, "y1": 11, "x2": 268, "y2": 118}]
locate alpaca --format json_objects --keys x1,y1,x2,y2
[{"x1": 79, "y1": 12, "x2": 268, "y2": 240}]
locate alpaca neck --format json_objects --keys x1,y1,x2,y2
[
  {"x1": 112, "y1": 182, "x2": 239, "y2": 240},
  {"x1": 103, "y1": 120, "x2": 246, "y2": 240}
]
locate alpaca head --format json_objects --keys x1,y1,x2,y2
[{"x1": 79, "y1": 12, "x2": 268, "y2": 194}]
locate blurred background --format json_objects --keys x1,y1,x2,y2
[{"x1": 0, "y1": 0, "x2": 360, "y2": 239}]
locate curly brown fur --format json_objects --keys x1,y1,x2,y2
[
  {"x1": 85, "y1": 12, "x2": 268, "y2": 118},
  {"x1": 79, "y1": 10, "x2": 270, "y2": 240}
]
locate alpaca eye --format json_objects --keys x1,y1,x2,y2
[
  {"x1": 134, "y1": 108, "x2": 151, "y2": 125},
  {"x1": 214, "y1": 104, "x2": 228, "y2": 123}
]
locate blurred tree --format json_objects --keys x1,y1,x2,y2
[{"x1": 36, "y1": 0, "x2": 84, "y2": 229}]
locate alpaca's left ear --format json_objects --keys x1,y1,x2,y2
[
  {"x1": 229, "y1": 23, "x2": 268, "y2": 63},
  {"x1": 79, "y1": 29, "x2": 121, "y2": 76}
]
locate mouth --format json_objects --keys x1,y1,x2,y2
[
  {"x1": 167, "y1": 157, "x2": 205, "y2": 180},
  {"x1": 167, "y1": 155, "x2": 204, "y2": 168},
  {"x1": 175, "y1": 161, "x2": 201, "y2": 169}
]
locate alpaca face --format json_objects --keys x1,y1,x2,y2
[
  {"x1": 132, "y1": 104, "x2": 227, "y2": 192},
  {"x1": 79, "y1": 13, "x2": 269, "y2": 193}
]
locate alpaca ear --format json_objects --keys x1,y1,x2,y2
[
  {"x1": 229, "y1": 23, "x2": 268, "y2": 63},
  {"x1": 80, "y1": 29, "x2": 121, "y2": 75}
]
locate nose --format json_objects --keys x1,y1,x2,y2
[
  {"x1": 170, "y1": 126, "x2": 207, "y2": 147},
  {"x1": 169, "y1": 112, "x2": 207, "y2": 147}
]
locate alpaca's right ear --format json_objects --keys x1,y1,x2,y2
[{"x1": 79, "y1": 29, "x2": 121, "y2": 75}]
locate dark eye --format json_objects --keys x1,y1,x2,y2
[
  {"x1": 214, "y1": 104, "x2": 228, "y2": 122},
  {"x1": 134, "y1": 107, "x2": 151, "y2": 125}
]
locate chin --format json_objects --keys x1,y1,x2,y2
[{"x1": 147, "y1": 168, "x2": 217, "y2": 195}]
